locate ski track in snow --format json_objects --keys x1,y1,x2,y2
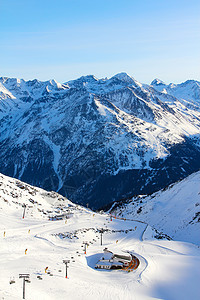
[
  {"x1": 1, "y1": 208, "x2": 200, "y2": 300},
  {"x1": 0, "y1": 172, "x2": 200, "y2": 299}
]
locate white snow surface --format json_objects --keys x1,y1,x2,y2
[
  {"x1": 0, "y1": 173, "x2": 200, "y2": 300},
  {"x1": 0, "y1": 73, "x2": 200, "y2": 178},
  {"x1": 151, "y1": 78, "x2": 200, "y2": 105},
  {"x1": 112, "y1": 171, "x2": 200, "y2": 246}
]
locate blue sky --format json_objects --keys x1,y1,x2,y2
[{"x1": 0, "y1": 0, "x2": 200, "y2": 83}]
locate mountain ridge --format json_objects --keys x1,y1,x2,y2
[
  {"x1": 0, "y1": 73, "x2": 200, "y2": 209},
  {"x1": 110, "y1": 170, "x2": 200, "y2": 245}
]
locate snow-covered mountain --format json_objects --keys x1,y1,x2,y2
[
  {"x1": 1, "y1": 172, "x2": 200, "y2": 300},
  {"x1": 151, "y1": 78, "x2": 200, "y2": 105},
  {"x1": 0, "y1": 73, "x2": 200, "y2": 209},
  {"x1": 110, "y1": 171, "x2": 200, "y2": 245},
  {"x1": 0, "y1": 172, "x2": 77, "y2": 221}
]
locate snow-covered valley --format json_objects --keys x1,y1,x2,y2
[{"x1": 0, "y1": 173, "x2": 200, "y2": 300}]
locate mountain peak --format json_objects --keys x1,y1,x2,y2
[
  {"x1": 181, "y1": 79, "x2": 200, "y2": 87},
  {"x1": 111, "y1": 72, "x2": 142, "y2": 87},
  {"x1": 112, "y1": 72, "x2": 134, "y2": 81},
  {"x1": 151, "y1": 78, "x2": 166, "y2": 86},
  {"x1": 78, "y1": 75, "x2": 99, "y2": 82},
  {"x1": 66, "y1": 75, "x2": 99, "y2": 86},
  {"x1": 0, "y1": 72, "x2": 200, "y2": 210},
  {"x1": 0, "y1": 77, "x2": 24, "y2": 85}
]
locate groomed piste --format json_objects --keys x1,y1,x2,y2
[{"x1": 0, "y1": 173, "x2": 200, "y2": 300}]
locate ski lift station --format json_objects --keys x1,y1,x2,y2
[{"x1": 95, "y1": 248, "x2": 132, "y2": 270}]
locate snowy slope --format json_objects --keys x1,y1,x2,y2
[
  {"x1": 0, "y1": 73, "x2": 200, "y2": 208},
  {"x1": 111, "y1": 171, "x2": 200, "y2": 245},
  {"x1": 151, "y1": 78, "x2": 200, "y2": 106},
  {"x1": 0, "y1": 172, "x2": 77, "y2": 222},
  {"x1": 0, "y1": 173, "x2": 200, "y2": 300}
]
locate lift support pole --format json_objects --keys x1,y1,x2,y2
[
  {"x1": 83, "y1": 242, "x2": 89, "y2": 254},
  {"x1": 63, "y1": 260, "x2": 70, "y2": 278},
  {"x1": 99, "y1": 228, "x2": 105, "y2": 246},
  {"x1": 19, "y1": 274, "x2": 30, "y2": 299},
  {"x1": 22, "y1": 204, "x2": 26, "y2": 219}
]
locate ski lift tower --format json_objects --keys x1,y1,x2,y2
[
  {"x1": 83, "y1": 241, "x2": 89, "y2": 254},
  {"x1": 63, "y1": 260, "x2": 70, "y2": 278},
  {"x1": 99, "y1": 228, "x2": 105, "y2": 246},
  {"x1": 22, "y1": 204, "x2": 27, "y2": 219},
  {"x1": 19, "y1": 274, "x2": 30, "y2": 299}
]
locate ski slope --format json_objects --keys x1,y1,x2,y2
[
  {"x1": 111, "y1": 171, "x2": 200, "y2": 245},
  {"x1": 0, "y1": 174, "x2": 200, "y2": 300}
]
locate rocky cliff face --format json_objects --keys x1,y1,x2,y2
[{"x1": 0, "y1": 73, "x2": 200, "y2": 209}]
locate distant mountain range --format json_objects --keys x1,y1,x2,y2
[{"x1": 0, "y1": 73, "x2": 200, "y2": 209}]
